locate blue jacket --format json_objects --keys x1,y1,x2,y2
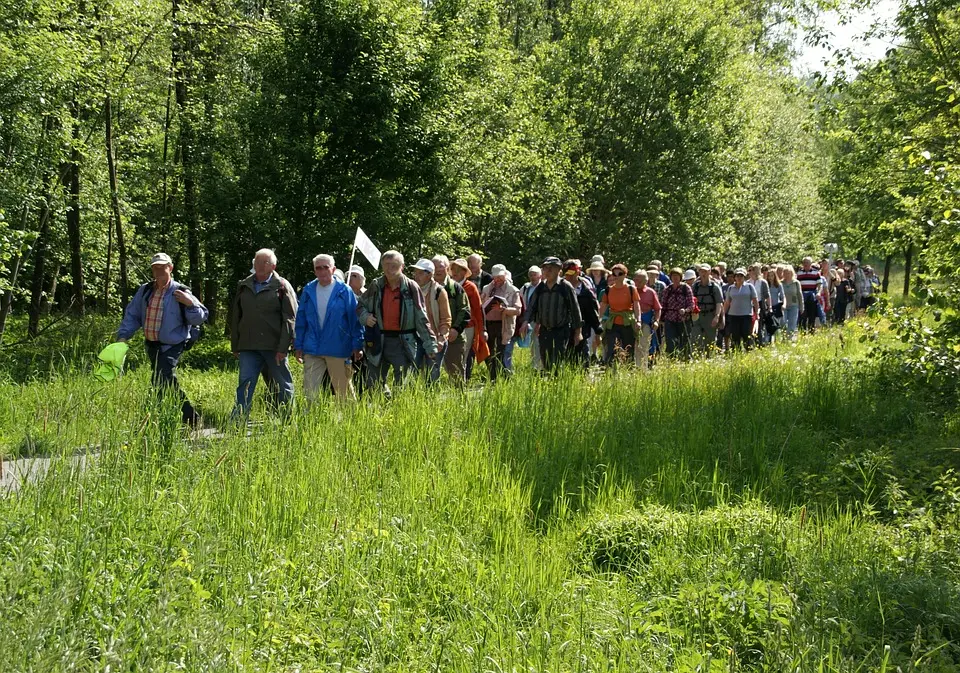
[
  {"x1": 117, "y1": 280, "x2": 208, "y2": 350},
  {"x1": 294, "y1": 279, "x2": 364, "y2": 358}
]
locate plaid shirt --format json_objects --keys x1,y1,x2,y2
[
  {"x1": 660, "y1": 283, "x2": 694, "y2": 323},
  {"x1": 144, "y1": 280, "x2": 170, "y2": 341}
]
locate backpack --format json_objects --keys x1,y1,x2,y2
[
  {"x1": 140, "y1": 281, "x2": 204, "y2": 350},
  {"x1": 693, "y1": 280, "x2": 720, "y2": 313}
]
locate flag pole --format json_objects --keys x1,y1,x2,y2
[{"x1": 345, "y1": 231, "x2": 358, "y2": 286}]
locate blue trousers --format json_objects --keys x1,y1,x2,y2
[
  {"x1": 416, "y1": 341, "x2": 447, "y2": 383},
  {"x1": 235, "y1": 350, "x2": 294, "y2": 416}
]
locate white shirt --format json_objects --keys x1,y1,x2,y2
[{"x1": 316, "y1": 281, "x2": 335, "y2": 329}]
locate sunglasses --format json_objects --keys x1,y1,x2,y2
[{"x1": 612, "y1": 271, "x2": 625, "y2": 277}]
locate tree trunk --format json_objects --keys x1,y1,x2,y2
[
  {"x1": 104, "y1": 214, "x2": 113, "y2": 309},
  {"x1": 903, "y1": 243, "x2": 913, "y2": 297},
  {"x1": 203, "y1": 246, "x2": 218, "y2": 325},
  {"x1": 881, "y1": 254, "x2": 892, "y2": 293},
  {"x1": 104, "y1": 93, "x2": 130, "y2": 307},
  {"x1": 28, "y1": 184, "x2": 54, "y2": 337},
  {"x1": 0, "y1": 252, "x2": 22, "y2": 341},
  {"x1": 0, "y1": 205, "x2": 30, "y2": 341},
  {"x1": 62, "y1": 98, "x2": 85, "y2": 314},
  {"x1": 172, "y1": 0, "x2": 202, "y2": 296}
]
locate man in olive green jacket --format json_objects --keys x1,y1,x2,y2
[
  {"x1": 230, "y1": 248, "x2": 298, "y2": 416},
  {"x1": 357, "y1": 250, "x2": 437, "y2": 391}
]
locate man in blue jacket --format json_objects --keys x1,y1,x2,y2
[
  {"x1": 117, "y1": 252, "x2": 209, "y2": 425},
  {"x1": 294, "y1": 254, "x2": 364, "y2": 400}
]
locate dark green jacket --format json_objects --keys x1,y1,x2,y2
[
  {"x1": 230, "y1": 273, "x2": 298, "y2": 353},
  {"x1": 357, "y1": 274, "x2": 437, "y2": 364},
  {"x1": 444, "y1": 277, "x2": 471, "y2": 342}
]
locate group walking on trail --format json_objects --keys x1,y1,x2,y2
[{"x1": 116, "y1": 248, "x2": 881, "y2": 423}]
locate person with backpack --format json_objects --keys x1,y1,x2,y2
[
  {"x1": 229, "y1": 248, "x2": 298, "y2": 417},
  {"x1": 412, "y1": 258, "x2": 452, "y2": 383},
  {"x1": 432, "y1": 255, "x2": 472, "y2": 383},
  {"x1": 690, "y1": 264, "x2": 724, "y2": 356},
  {"x1": 598, "y1": 263, "x2": 639, "y2": 366},
  {"x1": 564, "y1": 259, "x2": 602, "y2": 369},
  {"x1": 357, "y1": 250, "x2": 438, "y2": 391},
  {"x1": 526, "y1": 256, "x2": 583, "y2": 374},
  {"x1": 117, "y1": 252, "x2": 208, "y2": 426}
]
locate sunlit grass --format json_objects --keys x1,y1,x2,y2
[{"x1": 1, "y1": 324, "x2": 959, "y2": 671}]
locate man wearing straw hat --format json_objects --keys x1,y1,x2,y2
[{"x1": 433, "y1": 254, "x2": 471, "y2": 383}]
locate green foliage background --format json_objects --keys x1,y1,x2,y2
[{"x1": 0, "y1": 0, "x2": 836, "y2": 325}]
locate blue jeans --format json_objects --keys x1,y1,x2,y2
[
  {"x1": 784, "y1": 305, "x2": 800, "y2": 336},
  {"x1": 664, "y1": 320, "x2": 687, "y2": 356},
  {"x1": 235, "y1": 350, "x2": 294, "y2": 416},
  {"x1": 485, "y1": 325, "x2": 514, "y2": 382},
  {"x1": 416, "y1": 341, "x2": 447, "y2": 383}
]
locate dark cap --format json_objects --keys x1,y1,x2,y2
[{"x1": 541, "y1": 256, "x2": 562, "y2": 268}]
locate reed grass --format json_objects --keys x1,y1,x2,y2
[{"x1": 1, "y1": 325, "x2": 959, "y2": 671}]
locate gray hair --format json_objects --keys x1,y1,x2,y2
[
  {"x1": 254, "y1": 248, "x2": 277, "y2": 265},
  {"x1": 432, "y1": 254, "x2": 450, "y2": 267},
  {"x1": 381, "y1": 250, "x2": 404, "y2": 267},
  {"x1": 467, "y1": 253, "x2": 482, "y2": 264},
  {"x1": 312, "y1": 253, "x2": 335, "y2": 268}
]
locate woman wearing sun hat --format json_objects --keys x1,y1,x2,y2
[
  {"x1": 598, "y1": 263, "x2": 640, "y2": 365},
  {"x1": 660, "y1": 267, "x2": 695, "y2": 356}
]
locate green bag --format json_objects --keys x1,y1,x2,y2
[{"x1": 94, "y1": 342, "x2": 130, "y2": 382}]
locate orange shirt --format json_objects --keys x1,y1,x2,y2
[
  {"x1": 605, "y1": 284, "x2": 638, "y2": 325},
  {"x1": 381, "y1": 284, "x2": 402, "y2": 331}
]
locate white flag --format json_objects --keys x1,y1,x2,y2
[{"x1": 354, "y1": 227, "x2": 381, "y2": 269}]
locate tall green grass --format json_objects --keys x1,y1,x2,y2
[{"x1": 1, "y1": 327, "x2": 959, "y2": 671}]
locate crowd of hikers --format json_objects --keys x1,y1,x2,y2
[{"x1": 115, "y1": 249, "x2": 881, "y2": 423}]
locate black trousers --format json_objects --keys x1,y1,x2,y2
[
  {"x1": 802, "y1": 292, "x2": 819, "y2": 331},
  {"x1": 145, "y1": 341, "x2": 198, "y2": 423},
  {"x1": 727, "y1": 314, "x2": 752, "y2": 351},
  {"x1": 539, "y1": 326, "x2": 571, "y2": 373}
]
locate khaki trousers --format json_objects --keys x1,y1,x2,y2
[
  {"x1": 303, "y1": 354, "x2": 355, "y2": 400},
  {"x1": 634, "y1": 323, "x2": 652, "y2": 369}
]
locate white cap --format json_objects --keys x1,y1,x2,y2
[
  {"x1": 349, "y1": 264, "x2": 365, "y2": 279},
  {"x1": 682, "y1": 269, "x2": 696, "y2": 281},
  {"x1": 333, "y1": 269, "x2": 345, "y2": 282},
  {"x1": 528, "y1": 265, "x2": 541, "y2": 274},
  {"x1": 411, "y1": 258, "x2": 435, "y2": 274},
  {"x1": 491, "y1": 264, "x2": 508, "y2": 278},
  {"x1": 151, "y1": 252, "x2": 173, "y2": 266}
]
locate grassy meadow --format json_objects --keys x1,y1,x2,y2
[{"x1": 2, "y1": 323, "x2": 960, "y2": 671}]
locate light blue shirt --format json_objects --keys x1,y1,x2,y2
[
  {"x1": 253, "y1": 273, "x2": 274, "y2": 294},
  {"x1": 727, "y1": 283, "x2": 758, "y2": 316},
  {"x1": 316, "y1": 281, "x2": 335, "y2": 329}
]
